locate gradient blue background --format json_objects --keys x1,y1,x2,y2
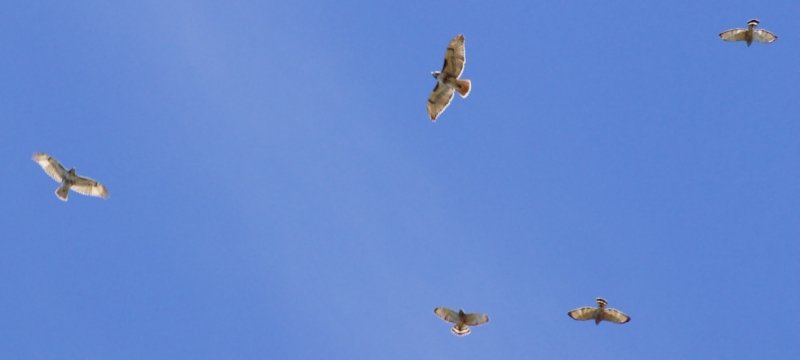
[{"x1": 2, "y1": 1, "x2": 799, "y2": 358}]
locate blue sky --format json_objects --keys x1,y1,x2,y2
[{"x1": 2, "y1": 0, "x2": 799, "y2": 358}]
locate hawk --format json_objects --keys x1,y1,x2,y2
[
  {"x1": 568, "y1": 297, "x2": 630, "y2": 325},
  {"x1": 427, "y1": 34, "x2": 472, "y2": 121},
  {"x1": 433, "y1": 307, "x2": 489, "y2": 336},
  {"x1": 32, "y1": 152, "x2": 109, "y2": 201},
  {"x1": 719, "y1": 19, "x2": 778, "y2": 46}
]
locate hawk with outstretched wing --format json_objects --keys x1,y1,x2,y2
[
  {"x1": 427, "y1": 34, "x2": 472, "y2": 121},
  {"x1": 33, "y1": 153, "x2": 109, "y2": 201},
  {"x1": 720, "y1": 19, "x2": 777, "y2": 46},
  {"x1": 434, "y1": 307, "x2": 489, "y2": 336},
  {"x1": 568, "y1": 297, "x2": 630, "y2": 325}
]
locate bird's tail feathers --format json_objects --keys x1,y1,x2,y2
[
  {"x1": 451, "y1": 324, "x2": 471, "y2": 336},
  {"x1": 456, "y1": 79, "x2": 471, "y2": 98},
  {"x1": 55, "y1": 184, "x2": 69, "y2": 201}
]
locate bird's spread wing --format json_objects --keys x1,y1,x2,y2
[
  {"x1": 719, "y1": 28, "x2": 747, "y2": 42},
  {"x1": 427, "y1": 83, "x2": 455, "y2": 121},
  {"x1": 568, "y1": 307, "x2": 598, "y2": 321},
  {"x1": 461, "y1": 313, "x2": 489, "y2": 326},
  {"x1": 33, "y1": 153, "x2": 67, "y2": 183},
  {"x1": 434, "y1": 307, "x2": 461, "y2": 324},
  {"x1": 753, "y1": 29, "x2": 778, "y2": 43},
  {"x1": 601, "y1": 308, "x2": 631, "y2": 324},
  {"x1": 442, "y1": 34, "x2": 466, "y2": 78},
  {"x1": 71, "y1": 175, "x2": 109, "y2": 199}
]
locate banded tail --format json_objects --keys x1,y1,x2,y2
[{"x1": 451, "y1": 323, "x2": 471, "y2": 336}]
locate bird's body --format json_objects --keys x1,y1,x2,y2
[
  {"x1": 432, "y1": 70, "x2": 469, "y2": 97},
  {"x1": 33, "y1": 153, "x2": 109, "y2": 201},
  {"x1": 720, "y1": 19, "x2": 777, "y2": 46},
  {"x1": 434, "y1": 307, "x2": 489, "y2": 336},
  {"x1": 568, "y1": 297, "x2": 630, "y2": 325},
  {"x1": 427, "y1": 34, "x2": 471, "y2": 121}
]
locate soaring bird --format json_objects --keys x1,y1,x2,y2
[
  {"x1": 32, "y1": 153, "x2": 109, "y2": 201},
  {"x1": 719, "y1": 19, "x2": 778, "y2": 46},
  {"x1": 568, "y1": 297, "x2": 630, "y2": 325},
  {"x1": 433, "y1": 307, "x2": 489, "y2": 336},
  {"x1": 427, "y1": 34, "x2": 472, "y2": 121}
]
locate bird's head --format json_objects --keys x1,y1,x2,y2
[
  {"x1": 458, "y1": 309, "x2": 466, "y2": 316},
  {"x1": 595, "y1": 297, "x2": 608, "y2": 308},
  {"x1": 68, "y1": 168, "x2": 76, "y2": 176},
  {"x1": 747, "y1": 19, "x2": 760, "y2": 27},
  {"x1": 431, "y1": 71, "x2": 441, "y2": 79}
]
